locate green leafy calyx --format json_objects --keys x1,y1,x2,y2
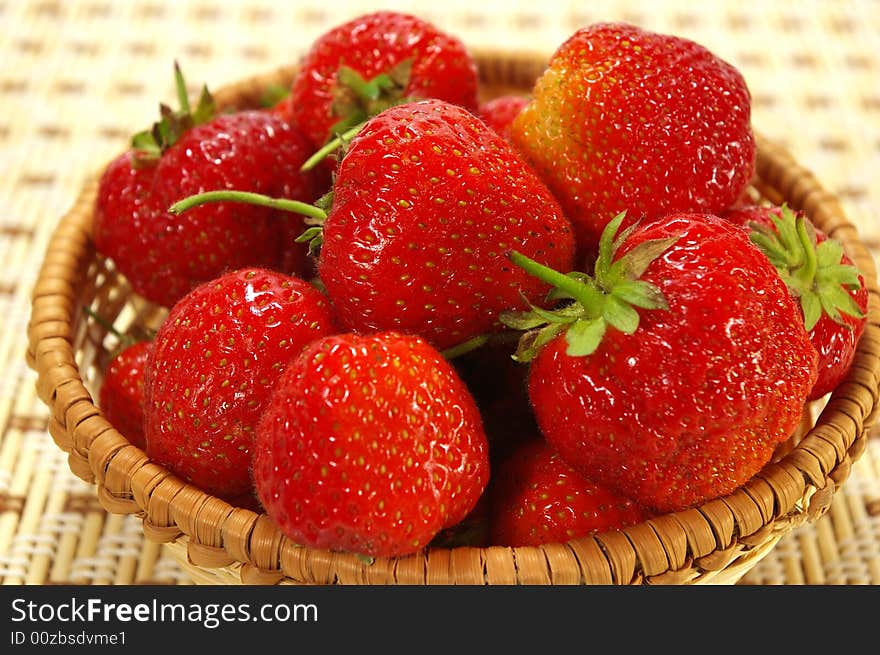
[
  {"x1": 329, "y1": 59, "x2": 414, "y2": 139},
  {"x1": 500, "y1": 212, "x2": 676, "y2": 362},
  {"x1": 131, "y1": 61, "x2": 216, "y2": 166},
  {"x1": 299, "y1": 60, "x2": 415, "y2": 173},
  {"x1": 747, "y1": 204, "x2": 864, "y2": 332}
]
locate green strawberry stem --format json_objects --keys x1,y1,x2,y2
[
  {"x1": 440, "y1": 335, "x2": 490, "y2": 360},
  {"x1": 507, "y1": 251, "x2": 604, "y2": 315},
  {"x1": 82, "y1": 305, "x2": 153, "y2": 348},
  {"x1": 301, "y1": 124, "x2": 364, "y2": 172},
  {"x1": 440, "y1": 330, "x2": 524, "y2": 360},
  {"x1": 83, "y1": 305, "x2": 124, "y2": 339},
  {"x1": 168, "y1": 190, "x2": 327, "y2": 222},
  {"x1": 501, "y1": 212, "x2": 675, "y2": 362}
]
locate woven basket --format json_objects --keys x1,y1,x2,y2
[{"x1": 26, "y1": 51, "x2": 880, "y2": 585}]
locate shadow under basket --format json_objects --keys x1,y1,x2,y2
[{"x1": 26, "y1": 52, "x2": 880, "y2": 585}]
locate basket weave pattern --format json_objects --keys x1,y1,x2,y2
[{"x1": 26, "y1": 53, "x2": 880, "y2": 585}]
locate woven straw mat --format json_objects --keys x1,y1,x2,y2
[{"x1": 2, "y1": 0, "x2": 879, "y2": 585}]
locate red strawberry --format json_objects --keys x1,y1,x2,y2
[
  {"x1": 317, "y1": 99, "x2": 575, "y2": 350},
  {"x1": 94, "y1": 64, "x2": 321, "y2": 308},
  {"x1": 143, "y1": 268, "x2": 338, "y2": 500},
  {"x1": 253, "y1": 331, "x2": 490, "y2": 558},
  {"x1": 489, "y1": 438, "x2": 649, "y2": 547},
  {"x1": 288, "y1": 11, "x2": 480, "y2": 152},
  {"x1": 723, "y1": 204, "x2": 868, "y2": 399},
  {"x1": 509, "y1": 22, "x2": 756, "y2": 254},
  {"x1": 478, "y1": 95, "x2": 529, "y2": 141},
  {"x1": 170, "y1": 99, "x2": 576, "y2": 351},
  {"x1": 503, "y1": 212, "x2": 817, "y2": 513},
  {"x1": 99, "y1": 339, "x2": 153, "y2": 450}
]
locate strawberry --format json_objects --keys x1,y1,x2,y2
[
  {"x1": 509, "y1": 22, "x2": 756, "y2": 255},
  {"x1": 99, "y1": 339, "x2": 153, "y2": 450},
  {"x1": 94, "y1": 64, "x2": 321, "y2": 309},
  {"x1": 171, "y1": 99, "x2": 576, "y2": 351},
  {"x1": 722, "y1": 203, "x2": 868, "y2": 399},
  {"x1": 288, "y1": 11, "x2": 480, "y2": 153},
  {"x1": 252, "y1": 331, "x2": 490, "y2": 558},
  {"x1": 478, "y1": 94, "x2": 529, "y2": 141},
  {"x1": 315, "y1": 99, "x2": 575, "y2": 350},
  {"x1": 143, "y1": 268, "x2": 338, "y2": 500},
  {"x1": 502, "y1": 212, "x2": 818, "y2": 513},
  {"x1": 489, "y1": 438, "x2": 650, "y2": 547}
]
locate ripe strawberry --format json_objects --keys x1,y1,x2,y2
[
  {"x1": 509, "y1": 22, "x2": 756, "y2": 254},
  {"x1": 503, "y1": 212, "x2": 817, "y2": 513},
  {"x1": 318, "y1": 99, "x2": 575, "y2": 350},
  {"x1": 143, "y1": 268, "x2": 338, "y2": 501},
  {"x1": 94, "y1": 64, "x2": 320, "y2": 308},
  {"x1": 99, "y1": 339, "x2": 153, "y2": 450},
  {"x1": 723, "y1": 203, "x2": 868, "y2": 399},
  {"x1": 253, "y1": 331, "x2": 490, "y2": 558},
  {"x1": 478, "y1": 95, "x2": 529, "y2": 141},
  {"x1": 171, "y1": 99, "x2": 576, "y2": 351},
  {"x1": 489, "y1": 438, "x2": 650, "y2": 547},
  {"x1": 288, "y1": 11, "x2": 479, "y2": 152}
]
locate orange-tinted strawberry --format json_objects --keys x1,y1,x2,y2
[
  {"x1": 289, "y1": 11, "x2": 479, "y2": 152},
  {"x1": 723, "y1": 203, "x2": 868, "y2": 399},
  {"x1": 253, "y1": 331, "x2": 490, "y2": 558},
  {"x1": 99, "y1": 339, "x2": 153, "y2": 450},
  {"x1": 503, "y1": 212, "x2": 817, "y2": 513},
  {"x1": 489, "y1": 438, "x2": 650, "y2": 547},
  {"x1": 94, "y1": 65, "x2": 320, "y2": 308},
  {"x1": 143, "y1": 268, "x2": 338, "y2": 500},
  {"x1": 509, "y1": 22, "x2": 756, "y2": 255}
]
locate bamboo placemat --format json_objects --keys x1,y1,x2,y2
[{"x1": 2, "y1": 0, "x2": 879, "y2": 585}]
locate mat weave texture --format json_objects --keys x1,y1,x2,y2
[{"x1": 2, "y1": 0, "x2": 879, "y2": 585}]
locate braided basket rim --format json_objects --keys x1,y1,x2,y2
[{"x1": 25, "y1": 50, "x2": 880, "y2": 585}]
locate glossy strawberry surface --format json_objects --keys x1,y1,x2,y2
[
  {"x1": 510, "y1": 22, "x2": 756, "y2": 254},
  {"x1": 317, "y1": 99, "x2": 576, "y2": 350},
  {"x1": 528, "y1": 213, "x2": 818, "y2": 513},
  {"x1": 99, "y1": 339, "x2": 153, "y2": 450},
  {"x1": 95, "y1": 110, "x2": 320, "y2": 308},
  {"x1": 289, "y1": 10, "x2": 479, "y2": 150},
  {"x1": 489, "y1": 438, "x2": 649, "y2": 547},
  {"x1": 143, "y1": 268, "x2": 338, "y2": 500},
  {"x1": 253, "y1": 331, "x2": 490, "y2": 558},
  {"x1": 723, "y1": 204, "x2": 869, "y2": 400}
]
